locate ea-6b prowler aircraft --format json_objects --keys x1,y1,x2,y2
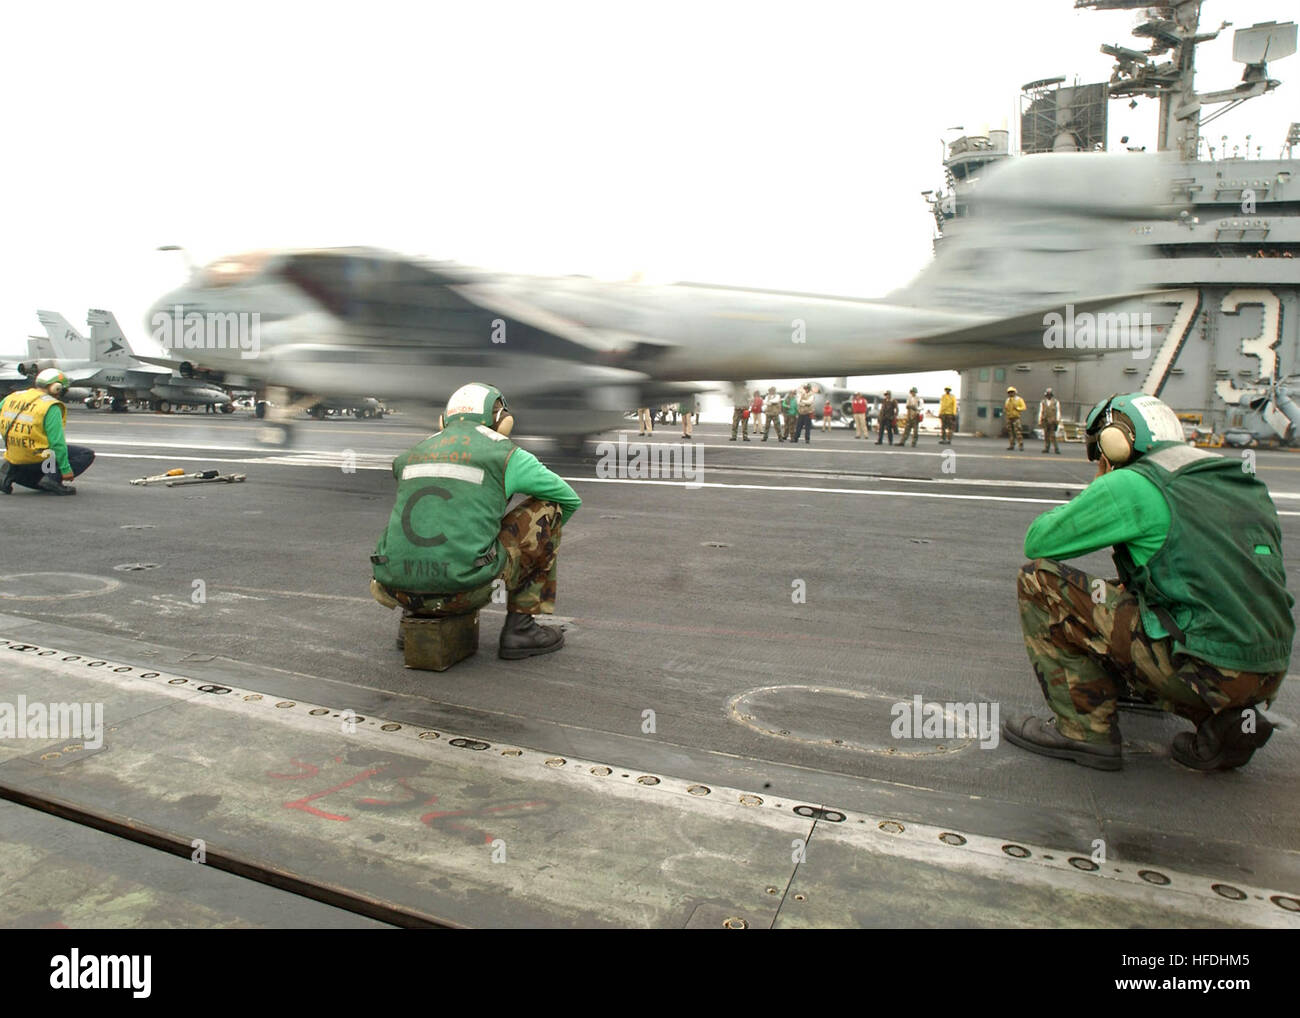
[{"x1": 146, "y1": 154, "x2": 1175, "y2": 445}]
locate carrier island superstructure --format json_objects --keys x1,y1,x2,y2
[{"x1": 928, "y1": 1, "x2": 1299, "y2": 443}]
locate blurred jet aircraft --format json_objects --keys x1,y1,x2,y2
[{"x1": 145, "y1": 154, "x2": 1175, "y2": 445}]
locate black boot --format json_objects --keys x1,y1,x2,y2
[
  {"x1": 37, "y1": 475, "x2": 75, "y2": 495},
  {"x1": 499, "y1": 612, "x2": 564, "y2": 660},
  {"x1": 0, "y1": 460, "x2": 12, "y2": 495},
  {"x1": 1002, "y1": 715, "x2": 1122, "y2": 770},
  {"x1": 1171, "y1": 707, "x2": 1274, "y2": 771}
]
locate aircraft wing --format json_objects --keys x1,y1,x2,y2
[
  {"x1": 906, "y1": 291, "x2": 1173, "y2": 347},
  {"x1": 129, "y1": 351, "x2": 197, "y2": 370}
]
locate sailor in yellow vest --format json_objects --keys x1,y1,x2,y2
[
  {"x1": 938, "y1": 387, "x2": 957, "y2": 445},
  {"x1": 0, "y1": 369, "x2": 94, "y2": 495},
  {"x1": 1004, "y1": 386, "x2": 1027, "y2": 451}
]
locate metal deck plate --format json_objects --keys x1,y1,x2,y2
[{"x1": 3, "y1": 638, "x2": 1296, "y2": 928}]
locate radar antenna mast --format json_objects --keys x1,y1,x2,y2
[{"x1": 1076, "y1": 1, "x2": 1296, "y2": 159}]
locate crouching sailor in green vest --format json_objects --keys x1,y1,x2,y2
[
  {"x1": 1004, "y1": 393, "x2": 1293, "y2": 771},
  {"x1": 1, "y1": 369, "x2": 95, "y2": 495},
  {"x1": 370, "y1": 383, "x2": 581, "y2": 660}
]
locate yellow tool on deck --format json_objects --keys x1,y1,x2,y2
[{"x1": 128, "y1": 469, "x2": 186, "y2": 486}]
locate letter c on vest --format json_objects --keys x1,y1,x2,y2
[{"x1": 401, "y1": 485, "x2": 452, "y2": 547}]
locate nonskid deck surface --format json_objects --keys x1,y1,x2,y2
[{"x1": 1, "y1": 411, "x2": 1298, "y2": 927}]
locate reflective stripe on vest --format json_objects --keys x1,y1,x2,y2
[
  {"x1": 372, "y1": 421, "x2": 513, "y2": 594},
  {"x1": 0, "y1": 389, "x2": 64, "y2": 465}
]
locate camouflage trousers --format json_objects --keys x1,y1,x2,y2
[
  {"x1": 392, "y1": 498, "x2": 564, "y2": 618},
  {"x1": 1018, "y1": 558, "x2": 1285, "y2": 744},
  {"x1": 1041, "y1": 420, "x2": 1059, "y2": 452},
  {"x1": 899, "y1": 413, "x2": 921, "y2": 446},
  {"x1": 1006, "y1": 418, "x2": 1023, "y2": 447}
]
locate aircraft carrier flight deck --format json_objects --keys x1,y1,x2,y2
[{"x1": 2, "y1": 410, "x2": 1297, "y2": 929}]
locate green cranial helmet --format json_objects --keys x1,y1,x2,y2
[
  {"x1": 1084, "y1": 392, "x2": 1185, "y2": 462},
  {"x1": 35, "y1": 368, "x2": 69, "y2": 395},
  {"x1": 444, "y1": 382, "x2": 507, "y2": 427}
]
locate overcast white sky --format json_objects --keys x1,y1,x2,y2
[{"x1": 1, "y1": 0, "x2": 1294, "y2": 401}]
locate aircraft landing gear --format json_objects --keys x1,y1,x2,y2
[
  {"x1": 111, "y1": 396, "x2": 129, "y2": 413},
  {"x1": 256, "y1": 387, "x2": 299, "y2": 447},
  {"x1": 254, "y1": 401, "x2": 268, "y2": 419},
  {"x1": 219, "y1": 403, "x2": 235, "y2": 414}
]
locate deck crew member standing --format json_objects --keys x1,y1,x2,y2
[
  {"x1": 1004, "y1": 393, "x2": 1293, "y2": 771},
  {"x1": 763, "y1": 387, "x2": 784, "y2": 442},
  {"x1": 371, "y1": 383, "x2": 581, "y2": 659},
  {"x1": 898, "y1": 387, "x2": 924, "y2": 447},
  {"x1": 1039, "y1": 387, "x2": 1061, "y2": 454},
  {"x1": 938, "y1": 386, "x2": 957, "y2": 445},
  {"x1": 851, "y1": 392, "x2": 868, "y2": 439},
  {"x1": 1004, "y1": 386, "x2": 1026, "y2": 451},
  {"x1": 0, "y1": 369, "x2": 94, "y2": 495},
  {"x1": 782, "y1": 390, "x2": 797, "y2": 441},
  {"x1": 729, "y1": 388, "x2": 751, "y2": 442},
  {"x1": 794, "y1": 385, "x2": 815, "y2": 444},
  {"x1": 875, "y1": 390, "x2": 897, "y2": 445}
]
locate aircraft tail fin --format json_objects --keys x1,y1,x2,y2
[
  {"x1": 888, "y1": 153, "x2": 1177, "y2": 318},
  {"x1": 27, "y1": 335, "x2": 55, "y2": 360},
  {"x1": 36, "y1": 311, "x2": 89, "y2": 359},
  {"x1": 87, "y1": 309, "x2": 134, "y2": 364}
]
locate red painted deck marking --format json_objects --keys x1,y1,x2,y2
[{"x1": 284, "y1": 766, "x2": 388, "y2": 821}]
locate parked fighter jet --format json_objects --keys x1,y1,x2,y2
[
  {"x1": 1, "y1": 337, "x2": 33, "y2": 390},
  {"x1": 0, "y1": 358, "x2": 26, "y2": 394},
  {"x1": 145, "y1": 153, "x2": 1175, "y2": 446},
  {"x1": 28, "y1": 311, "x2": 232, "y2": 413},
  {"x1": 8, "y1": 332, "x2": 92, "y2": 401}
]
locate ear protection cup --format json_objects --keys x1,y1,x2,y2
[
  {"x1": 490, "y1": 396, "x2": 513, "y2": 435},
  {"x1": 437, "y1": 413, "x2": 445, "y2": 431},
  {"x1": 1098, "y1": 422, "x2": 1134, "y2": 465}
]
